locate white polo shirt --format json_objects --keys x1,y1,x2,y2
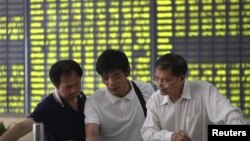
[{"x1": 85, "y1": 80, "x2": 155, "y2": 141}]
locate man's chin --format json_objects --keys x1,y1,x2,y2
[
  {"x1": 109, "y1": 88, "x2": 119, "y2": 93},
  {"x1": 160, "y1": 90, "x2": 169, "y2": 96},
  {"x1": 109, "y1": 90, "x2": 118, "y2": 95}
]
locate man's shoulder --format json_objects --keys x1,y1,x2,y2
[
  {"x1": 146, "y1": 90, "x2": 162, "y2": 107},
  {"x1": 188, "y1": 80, "x2": 214, "y2": 89},
  {"x1": 132, "y1": 80, "x2": 155, "y2": 101},
  {"x1": 132, "y1": 80, "x2": 153, "y2": 90},
  {"x1": 132, "y1": 80, "x2": 150, "y2": 85},
  {"x1": 88, "y1": 88, "x2": 106, "y2": 100},
  {"x1": 40, "y1": 94, "x2": 54, "y2": 104},
  {"x1": 149, "y1": 90, "x2": 161, "y2": 99}
]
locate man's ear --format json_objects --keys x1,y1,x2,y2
[
  {"x1": 125, "y1": 68, "x2": 130, "y2": 77},
  {"x1": 180, "y1": 75, "x2": 185, "y2": 80}
]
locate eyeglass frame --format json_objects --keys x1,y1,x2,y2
[{"x1": 153, "y1": 78, "x2": 177, "y2": 89}]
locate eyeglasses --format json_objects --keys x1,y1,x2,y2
[{"x1": 153, "y1": 78, "x2": 176, "y2": 89}]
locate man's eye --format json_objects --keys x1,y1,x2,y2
[
  {"x1": 102, "y1": 77, "x2": 108, "y2": 81},
  {"x1": 66, "y1": 86, "x2": 72, "y2": 89},
  {"x1": 113, "y1": 76, "x2": 119, "y2": 79}
]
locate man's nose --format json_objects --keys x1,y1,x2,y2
[
  {"x1": 107, "y1": 77, "x2": 116, "y2": 86},
  {"x1": 71, "y1": 85, "x2": 80, "y2": 93}
]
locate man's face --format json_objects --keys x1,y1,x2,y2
[
  {"x1": 154, "y1": 68, "x2": 180, "y2": 96},
  {"x1": 101, "y1": 70, "x2": 129, "y2": 97},
  {"x1": 57, "y1": 71, "x2": 81, "y2": 101}
]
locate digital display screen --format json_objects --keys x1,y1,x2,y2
[{"x1": 0, "y1": 0, "x2": 249, "y2": 115}]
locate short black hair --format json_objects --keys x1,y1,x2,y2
[
  {"x1": 96, "y1": 49, "x2": 130, "y2": 75},
  {"x1": 49, "y1": 60, "x2": 83, "y2": 87},
  {"x1": 155, "y1": 53, "x2": 188, "y2": 76}
]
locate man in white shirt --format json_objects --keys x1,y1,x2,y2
[
  {"x1": 85, "y1": 49, "x2": 155, "y2": 141},
  {"x1": 141, "y1": 53, "x2": 246, "y2": 141}
]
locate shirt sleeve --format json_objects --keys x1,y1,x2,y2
[
  {"x1": 29, "y1": 96, "x2": 53, "y2": 123},
  {"x1": 139, "y1": 81, "x2": 155, "y2": 101},
  {"x1": 84, "y1": 96, "x2": 101, "y2": 125},
  {"x1": 141, "y1": 95, "x2": 174, "y2": 141},
  {"x1": 29, "y1": 102, "x2": 46, "y2": 122},
  {"x1": 205, "y1": 83, "x2": 246, "y2": 125}
]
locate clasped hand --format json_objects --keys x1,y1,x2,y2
[{"x1": 171, "y1": 130, "x2": 192, "y2": 141}]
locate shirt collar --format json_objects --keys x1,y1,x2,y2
[
  {"x1": 160, "y1": 93, "x2": 171, "y2": 105},
  {"x1": 53, "y1": 89, "x2": 83, "y2": 107},
  {"x1": 105, "y1": 81, "x2": 135, "y2": 104},
  {"x1": 160, "y1": 80, "x2": 191, "y2": 105},
  {"x1": 53, "y1": 89, "x2": 65, "y2": 107}
]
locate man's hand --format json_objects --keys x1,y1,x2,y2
[{"x1": 171, "y1": 130, "x2": 192, "y2": 141}]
